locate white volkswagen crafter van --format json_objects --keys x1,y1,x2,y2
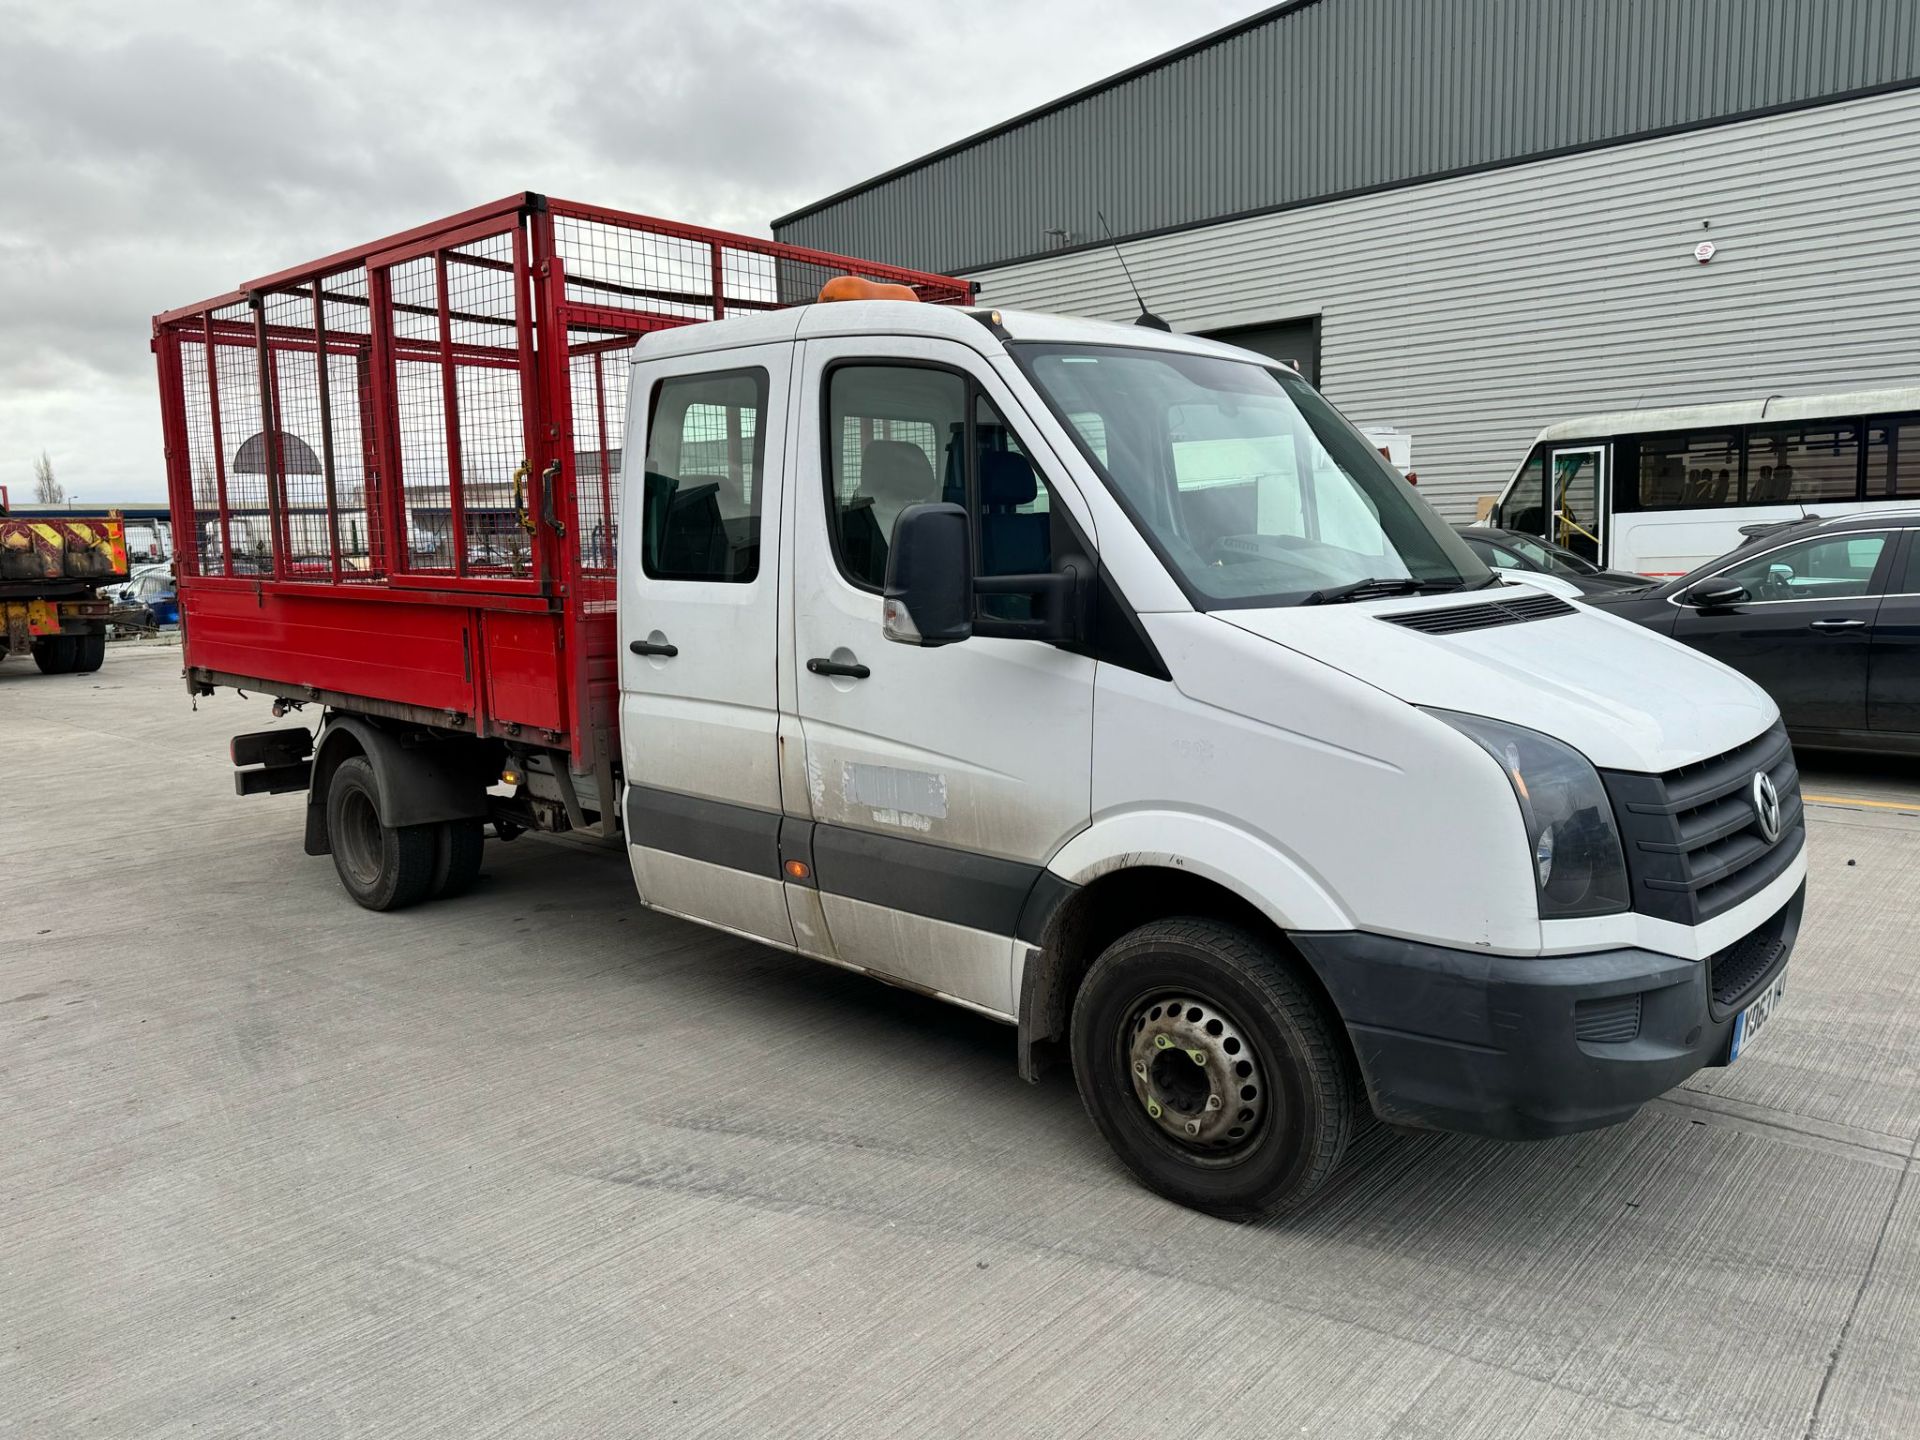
[{"x1": 609, "y1": 295, "x2": 1806, "y2": 1216}]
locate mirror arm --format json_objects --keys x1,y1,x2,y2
[{"x1": 972, "y1": 566, "x2": 1087, "y2": 643}]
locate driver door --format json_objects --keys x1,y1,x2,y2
[{"x1": 785, "y1": 335, "x2": 1097, "y2": 1017}]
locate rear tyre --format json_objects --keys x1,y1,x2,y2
[
  {"x1": 428, "y1": 818, "x2": 486, "y2": 900},
  {"x1": 1069, "y1": 917, "x2": 1355, "y2": 1219},
  {"x1": 72, "y1": 630, "x2": 107, "y2": 673},
  {"x1": 326, "y1": 756, "x2": 434, "y2": 912},
  {"x1": 30, "y1": 636, "x2": 79, "y2": 674}
]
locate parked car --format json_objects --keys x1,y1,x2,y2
[
  {"x1": 108, "y1": 565, "x2": 179, "y2": 627},
  {"x1": 1584, "y1": 512, "x2": 1920, "y2": 754},
  {"x1": 1456, "y1": 525, "x2": 1650, "y2": 595}
]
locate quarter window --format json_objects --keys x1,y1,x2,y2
[
  {"x1": 642, "y1": 369, "x2": 767, "y2": 583},
  {"x1": 1716, "y1": 533, "x2": 1887, "y2": 602}
]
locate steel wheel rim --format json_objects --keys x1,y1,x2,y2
[
  {"x1": 1123, "y1": 990, "x2": 1269, "y2": 1155},
  {"x1": 336, "y1": 787, "x2": 383, "y2": 889}
]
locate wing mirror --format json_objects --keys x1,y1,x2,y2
[
  {"x1": 1682, "y1": 580, "x2": 1749, "y2": 609},
  {"x1": 882, "y1": 502, "x2": 1086, "y2": 647},
  {"x1": 883, "y1": 503, "x2": 973, "y2": 646}
]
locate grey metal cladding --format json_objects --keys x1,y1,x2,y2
[{"x1": 773, "y1": 0, "x2": 1920, "y2": 274}]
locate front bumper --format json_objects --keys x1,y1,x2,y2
[{"x1": 1291, "y1": 883, "x2": 1804, "y2": 1140}]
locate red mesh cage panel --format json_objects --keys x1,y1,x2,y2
[
  {"x1": 569, "y1": 338, "x2": 629, "y2": 613},
  {"x1": 153, "y1": 192, "x2": 972, "y2": 761}
]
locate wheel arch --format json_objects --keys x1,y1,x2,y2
[
  {"x1": 304, "y1": 715, "x2": 496, "y2": 856},
  {"x1": 1016, "y1": 816, "x2": 1355, "y2": 1084}
]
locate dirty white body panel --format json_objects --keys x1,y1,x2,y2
[{"x1": 616, "y1": 300, "x2": 1796, "y2": 1024}]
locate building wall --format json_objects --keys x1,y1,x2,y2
[
  {"x1": 776, "y1": 0, "x2": 1920, "y2": 276},
  {"x1": 969, "y1": 87, "x2": 1920, "y2": 518}
]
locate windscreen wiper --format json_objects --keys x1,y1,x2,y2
[{"x1": 1300, "y1": 577, "x2": 1464, "y2": 606}]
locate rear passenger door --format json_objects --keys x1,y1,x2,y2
[
  {"x1": 785, "y1": 337, "x2": 1097, "y2": 1017},
  {"x1": 619, "y1": 346, "x2": 795, "y2": 948},
  {"x1": 1870, "y1": 531, "x2": 1920, "y2": 738}
]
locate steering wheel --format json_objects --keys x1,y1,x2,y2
[{"x1": 1758, "y1": 566, "x2": 1794, "y2": 601}]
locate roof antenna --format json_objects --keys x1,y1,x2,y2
[{"x1": 1097, "y1": 210, "x2": 1170, "y2": 332}]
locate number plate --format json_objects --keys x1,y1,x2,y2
[{"x1": 1728, "y1": 974, "x2": 1787, "y2": 1062}]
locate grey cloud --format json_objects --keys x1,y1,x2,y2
[{"x1": 2, "y1": 0, "x2": 1256, "y2": 501}]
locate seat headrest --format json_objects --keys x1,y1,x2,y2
[
  {"x1": 981, "y1": 450, "x2": 1037, "y2": 507},
  {"x1": 860, "y1": 440, "x2": 936, "y2": 503}
]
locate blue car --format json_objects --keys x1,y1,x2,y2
[{"x1": 114, "y1": 566, "x2": 179, "y2": 627}]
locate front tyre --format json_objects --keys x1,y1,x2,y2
[
  {"x1": 1070, "y1": 918, "x2": 1355, "y2": 1219},
  {"x1": 326, "y1": 756, "x2": 434, "y2": 912}
]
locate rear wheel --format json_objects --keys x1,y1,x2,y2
[
  {"x1": 72, "y1": 630, "x2": 106, "y2": 673},
  {"x1": 30, "y1": 636, "x2": 79, "y2": 674},
  {"x1": 1070, "y1": 917, "x2": 1356, "y2": 1219},
  {"x1": 428, "y1": 818, "x2": 486, "y2": 899},
  {"x1": 326, "y1": 756, "x2": 434, "y2": 911}
]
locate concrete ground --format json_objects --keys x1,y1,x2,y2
[{"x1": 3, "y1": 644, "x2": 1916, "y2": 1439}]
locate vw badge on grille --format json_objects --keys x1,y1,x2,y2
[{"x1": 1752, "y1": 770, "x2": 1783, "y2": 843}]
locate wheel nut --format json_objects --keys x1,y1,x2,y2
[
  {"x1": 1205, "y1": 1094, "x2": 1222, "y2": 1110},
  {"x1": 1188, "y1": 1049, "x2": 1206, "y2": 1065},
  {"x1": 1147, "y1": 1099, "x2": 1162, "y2": 1118},
  {"x1": 1154, "y1": 1034, "x2": 1173, "y2": 1050},
  {"x1": 1134, "y1": 1061, "x2": 1147, "y2": 1076},
  {"x1": 1185, "y1": 1120, "x2": 1200, "y2": 1135}
]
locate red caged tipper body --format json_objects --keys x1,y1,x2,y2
[{"x1": 152, "y1": 193, "x2": 971, "y2": 830}]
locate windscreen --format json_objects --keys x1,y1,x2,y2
[{"x1": 1017, "y1": 343, "x2": 1487, "y2": 607}]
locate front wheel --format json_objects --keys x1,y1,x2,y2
[
  {"x1": 326, "y1": 756, "x2": 434, "y2": 911},
  {"x1": 1070, "y1": 917, "x2": 1356, "y2": 1219}
]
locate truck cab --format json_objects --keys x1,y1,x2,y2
[{"x1": 618, "y1": 296, "x2": 1805, "y2": 1216}]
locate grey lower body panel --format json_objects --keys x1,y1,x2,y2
[{"x1": 622, "y1": 785, "x2": 1075, "y2": 945}]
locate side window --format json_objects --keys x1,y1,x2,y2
[
  {"x1": 1865, "y1": 415, "x2": 1920, "y2": 498},
  {"x1": 1636, "y1": 430, "x2": 1739, "y2": 508},
  {"x1": 825, "y1": 365, "x2": 963, "y2": 589},
  {"x1": 1902, "y1": 536, "x2": 1920, "y2": 594},
  {"x1": 1719, "y1": 533, "x2": 1887, "y2": 601},
  {"x1": 975, "y1": 392, "x2": 1058, "y2": 620},
  {"x1": 1745, "y1": 422, "x2": 1860, "y2": 504},
  {"x1": 642, "y1": 369, "x2": 767, "y2": 583},
  {"x1": 823, "y1": 367, "x2": 1061, "y2": 596}
]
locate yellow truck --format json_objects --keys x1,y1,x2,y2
[{"x1": 1, "y1": 490, "x2": 129, "y2": 674}]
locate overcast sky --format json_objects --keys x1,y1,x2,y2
[{"x1": 0, "y1": 0, "x2": 1258, "y2": 505}]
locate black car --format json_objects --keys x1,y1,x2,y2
[
  {"x1": 1584, "y1": 512, "x2": 1920, "y2": 754},
  {"x1": 1454, "y1": 525, "x2": 1650, "y2": 595}
]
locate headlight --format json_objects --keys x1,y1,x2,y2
[{"x1": 1426, "y1": 710, "x2": 1629, "y2": 919}]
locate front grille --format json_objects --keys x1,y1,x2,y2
[
  {"x1": 1380, "y1": 592, "x2": 1576, "y2": 635},
  {"x1": 1574, "y1": 992, "x2": 1643, "y2": 1044},
  {"x1": 1709, "y1": 900, "x2": 1793, "y2": 1013},
  {"x1": 1601, "y1": 723, "x2": 1804, "y2": 925}
]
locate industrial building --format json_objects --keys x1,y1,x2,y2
[{"x1": 774, "y1": 0, "x2": 1920, "y2": 518}]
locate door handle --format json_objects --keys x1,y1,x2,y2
[
  {"x1": 1808, "y1": 618, "x2": 1867, "y2": 632},
  {"x1": 629, "y1": 638, "x2": 679, "y2": 657},
  {"x1": 807, "y1": 657, "x2": 871, "y2": 680}
]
